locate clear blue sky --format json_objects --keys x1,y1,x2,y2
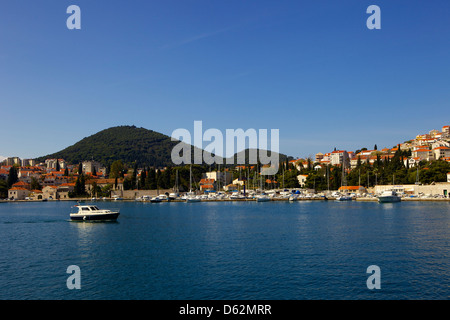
[{"x1": 1, "y1": 0, "x2": 449, "y2": 160}]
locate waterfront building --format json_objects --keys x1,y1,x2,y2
[
  {"x1": 199, "y1": 178, "x2": 216, "y2": 192},
  {"x1": 338, "y1": 186, "x2": 367, "y2": 194},
  {"x1": 297, "y1": 174, "x2": 308, "y2": 187},
  {"x1": 42, "y1": 186, "x2": 58, "y2": 199},
  {"x1": 8, "y1": 187, "x2": 31, "y2": 200},
  {"x1": 11, "y1": 181, "x2": 31, "y2": 190},
  {"x1": 205, "y1": 171, "x2": 232, "y2": 186}
]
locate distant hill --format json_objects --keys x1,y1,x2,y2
[
  {"x1": 35, "y1": 126, "x2": 290, "y2": 168},
  {"x1": 225, "y1": 148, "x2": 290, "y2": 167}
]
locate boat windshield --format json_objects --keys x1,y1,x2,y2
[{"x1": 90, "y1": 206, "x2": 100, "y2": 211}]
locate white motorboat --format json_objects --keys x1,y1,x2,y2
[
  {"x1": 255, "y1": 194, "x2": 271, "y2": 202},
  {"x1": 169, "y1": 193, "x2": 179, "y2": 200},
  {"x1": 230, "y1": 192, "x2": 245, "y2": 200},
  {"x1": 157, "y1": 194, "x2": 168, "y2": 201},
  {"x1": 336, "y1": 194, "x2": 352, "y2": 201},
  {"x1": 186, "y1": 195, "x2": 201, "y2": 203},
  {"x1": 70, "y1": 205, "x2": 119, "y2": 221},
  {"x1": 150, "y1": 196, "x2": 162, "y2": 203},
  {"x1": 378, "y1": 190, "x2": 401, "y2": 203}
]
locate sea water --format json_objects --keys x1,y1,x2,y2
[{"x1": 0, "y1": 200, "x2": 449, "y2": 300}]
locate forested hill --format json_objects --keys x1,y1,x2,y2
[
  {"x1": 35, "y1": 126, "x2": 185, "y2": 167},
  {"x1": 35, "y1": 125, "x2": 291, "y2": 168}
]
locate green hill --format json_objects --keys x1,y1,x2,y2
[
  {"x1": 35, "y1": 126, "x2": 185, "y2": 167},
  {"x1": 35, "y1": 125, "x2": 289, "y2": 168}
]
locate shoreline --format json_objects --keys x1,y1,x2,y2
[{"x1": 2, "y1": 197, "x2": 450, "y2": 203}]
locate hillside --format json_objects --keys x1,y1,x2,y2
[
  {"x1": 226, "y1": 148, "x2": 290, "y2": 167},
  {"x1": 35, "y1": 126, "x2": 290, "y2": 168},
  {"x1": 36, "y1": 126, "x2": 185, "y2": 167}
]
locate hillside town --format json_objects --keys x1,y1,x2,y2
[{"x1": 1, "y1": 124, "x2": 450, "y2": 201}]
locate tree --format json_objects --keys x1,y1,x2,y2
[
  {"x1": 140, "y1": 167, "x2": 147, "y2": 189},
  {"x1": 110, "y1": 160, "x2": 124, "y2": 179},
  {"x1": 78, "y1": 163, "x2": 83, "y2": 175},
  {"x1": 71, "y1": 174, "x2": 87, "y2": 197},
  {"x1": 30, "y1": 177, "x2": 42, "y2": 190},
  {"x1": 7, "y1": 166, "x2": 18, "y2": 188},
  {"x1": 0, "y1": 179, "x2": 8, "y2": 198},
  {"x1": 147, "y1": 168, "x2": 157, "y2": 189},
  {"x1": 374, "y1": 144, "x2": 378, "y2": 150}
]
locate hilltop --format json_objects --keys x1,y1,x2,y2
[
  {"x1": 35, "y1": 126, "x2": 288, "y2": 168},
  {"x1": 35, "y1": 126, "x2": 184, "y2": 167}
]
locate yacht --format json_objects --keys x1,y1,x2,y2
[
  {"x1": 185, "y1": 165, "x2": 201, "y2": 203},
  {"x1": 186, "y1": 195, "x2": 201, "y2": 203},
  {"x1": 230, "y1": 192, "x2": 245, "y2": 200},
  {"x1": 169, "y1": 193, "x2": 179, "y2": 200},
  {"x1": 157, "y1": 194, "x2": 168, "y2": 201},
  {"x1": 70, "y1": 205, "x2": 119, "y2": 221},
  {"x1": 150, "y1": 196, "x2": 162, "y2": 203},
  {"x1": 255, "y1": 193, "x2": 271, "y2": 202},
  {"x1": 378, "y1": 190, "x2": 401, "y2": 203},
  {"x1": 336, "y1": 194, "x2": 352, "y2": 201}
]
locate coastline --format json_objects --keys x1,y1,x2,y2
[{"x1": 2, "y1": 197, "x2": 450, "y2": 203}]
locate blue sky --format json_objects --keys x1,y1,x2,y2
[{"x1": 1, "y1": 0, "x2": 449, "y2": 160}]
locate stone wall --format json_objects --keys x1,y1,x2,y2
[{"x1": 111, "y1": 189, "x2": 173, "y2": 199}]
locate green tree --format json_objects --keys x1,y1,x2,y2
[
  {"x1": 0, "y1": 179, "x2": 8, "y2": 198},
  {"x1": 71, "y1": 174, "x2": 87, "y2": 197},
  {"x1": 7, "y1": 166, "x2": 18, "y2": 188},
  {"x1": 139, "y1": 167, "x2": 147, "y2": 189},
  {"x1": 30, "y1": 177, "x2": 42, "y2": 190},
  {"x1": 110, "y1": 160, "x2": 124, "y2": 179}
]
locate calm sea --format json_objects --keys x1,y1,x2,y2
[{"x1": 0, "y1": 200, "x2": 449, "y2": 300}]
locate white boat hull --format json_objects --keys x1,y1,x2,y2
[{"x1": 378, "y1": 196, "x2": 401, "y2": 203}]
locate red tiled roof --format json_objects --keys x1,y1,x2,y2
[
  {"x1": 12, "y1": 181, "x2": 30, "y2": 187},
  {"x1": 433, "y1": 146, "x2": 450, "y2": 150},
  {"x1": 339, "y1": 186, "x2": 363, "y2": 191},
  {"x1": 200, "y1": 179, "x2": 215, "y2": 184}
]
